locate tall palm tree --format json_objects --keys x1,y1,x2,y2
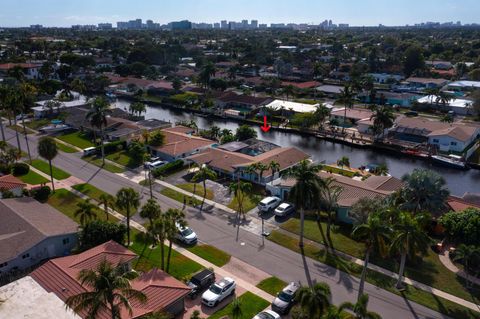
[
  {"x1": 148, "y1": 215, "x2": 167, "y2": 270},
  {"x1": 452, "y1": 244, "x2": 480, "y2": 288},
  {"x1": 139, "y1": 199, "x2": 161, "y2": 226},
  {"x1": 99, "y1": 193, "x2": 116, "y2": 221},
  {"x1": 129, "y1": 102, "x2": 146, "y2": 117},
  {"x1": 283, "y1": 85, "x2": 296, "y2": 101},
  {"x1": 116, "y1": 188, "x2": 140, "y2": 246},
  {"x1": 340, "y1": 293, "x2": 382, "y2": 319},
  {"x1": 352, "y1": 214, "x2": 391, "y2": 299},
  {"x1": 244, "y1": 163, "x2": 259, "y2": 183},
  {"x1": 283, "y1": 160, "x2": 324, "y2": 248},
  {"x1": 268, "y1": 160, "x2": 280, "y2": 185},
  {"x1": 337, "y1": 84, "x2": 356, "y2": 133},
  {"x1": 65, "y1": 259, "x2": 147, "y2": 319},
  {"x1": 5, "y1": 86, "x2": 23, "y2": 153},
  {"x1": 296, "y1": 282, "x2": 331, "y2": 317},
  {"x1": 0, "y1": 85, "x2": 8, "y2": 142},
  {"x1": 256, "y1": 162, "x2": 268, "y2": 184},
  {"x1": 191, "y1": 164, "x2": 217, "y2": 210},
  {"x1": 337, "y1": 156, "x2": 350, "y2": 169},
  {"x1": 389, "y1": 213, "x2": 431, "y2": 289},
  {"x1": 199, "y1": 62, "x2": 216, "y2": 93},
  {"x1": 210, "y1": 125, "x2": 221, "y2": 141},
  {"x1": 230, "y1": 297, "x2": 243, "y2": 319},
  {"x1": 165, "y1": 208, "x2": 186, "y2": 272},
  {"x1": 370, "y1": 105, "x2": 396, "y2": 140},
  {"x1": 228, "y1": 181, "x2": 253, "y2": 225},
  {"x1": 74, "y1": 199, "x2": 98, "y2": 226},
  {"x1": 319, "y1": 177, "x2": 342, "y2": 244},
  {"x1": 38, "y1": 136, "x2": 58, "y2": 191},
  {"x1": 86, "y1": 96, "x2": 111, "y2": 166},
  {"x1": 314, "y1": 104, "x2": 331, "y2": 132}
]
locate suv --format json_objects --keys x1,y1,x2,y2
[
  {"x1": 145, "y1": 160, "x2": 166, "y2": 170},
  {"x1": 257, "y1": 196, "x2": 281, "y2": 213},
  {"x1": 202, "y1": 277, "x2": 236, "y2": 307},
  {"x1": 187, "y1": 269, "x2": 215, "y2": 299},
  {"x1": 175, "y1": 223, "x2": 197, "y2": 245},
  {"x1": 143, "y1": 157, "x2": 160, "y2": 169},
  {"x1": 271, "y1": 281, "x2": 300, "y2": 314}
]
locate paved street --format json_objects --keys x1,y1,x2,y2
[{"x1": 3, "y1": 126, "x2": 452, "y2": 319}]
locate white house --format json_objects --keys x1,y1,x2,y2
[
  {"x1": 428, "y1": 125, "x2": 480, "y2": 153},
  {"x1": 368, "y1": 73, "x2": 404, "y2": 84},
  {"x1": 265, "y1": 99, "x2": 319, "y2": 114},
  {"x1": 416, "y1": 95, "x2": 473, "y2": 115},
  {"x1": 446, "y1": 81, "x2": 480, "y2": 93}
]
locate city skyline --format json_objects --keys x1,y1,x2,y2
[{"x1": 0, "y1": 0, "x2": 479, "y2": 28}]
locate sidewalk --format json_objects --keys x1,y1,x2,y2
[{"x1": 439, "y1": 248, "x2": 480, "y2": 286}]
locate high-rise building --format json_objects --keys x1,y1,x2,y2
[
  {"x1": 170, "y1": 20, "x2": 192, "y2": 30},
  {"x1": 251, "y1": 20, "x2": 258, "y2": 29},
  {"x1": 221, "y1": 20, "x2": 228, "y2": 29},
  {"x1": 242, "y1": 19, "x2": 249, "y2": 29},
  {"x1": 213, "y1": 22, "x2": 220, "y2": 29},
  {"x1": 98, "y1": 23, "x2": 113, "y2": 30}
]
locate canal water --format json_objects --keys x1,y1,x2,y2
[{"x1": 114, "y1": 99, "x2": 480, "y2": 196}]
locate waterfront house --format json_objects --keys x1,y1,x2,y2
[
  {"x1": 33, "y1": 95, "x2": 89, "y2": 119},
  {"x1": 0, "y1": 197, "x2": 78, "y2": 274},
  {"x1": 265, "y1": 99, "x2": 320, "y2": 114},
  {"x1": 215, "y1": 91, "x2": 273, "y2": 116},
  {"x1": 281, "y1": 81, "x2": 321, "y2": 90},
  {"x1": 0, "y1": 174, "x2": 26, "y2": 198},
  {"x1": 404, "y1": 77, "x2": 449, "y2": 89},
  {"x1": 30, "y1": 241, "x2": 191, "y2": 318},
  {"x1": 330, "y1": 108, "x2": 374, "y2": 127},
  {"x1": 445, "y1": 80, "x2": 480, "y2": 93},
  {"x1": 267, "y1": 172, "x2": 403, "y2": 224},
  {"x1": 358, "y1": 91, "x2": 422, "y2": 107},
  {"x1": 416, "y1": 95, "x2": 474, "y2": 115}
]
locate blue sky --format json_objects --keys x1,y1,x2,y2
[{"x1": 0, "y1": 0, "x2": 478, "y2": 27}]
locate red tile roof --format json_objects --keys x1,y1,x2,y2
[
  {"x1": 446, "y1": 196, "x2": 480, "y2": 212},
  {"x1": 0, "y1": 63, "x2": 42, "y2": 70},
  {"x1": 106, "y1": 75, "x2": 173, "y2": 90},
  {"x1": 281, "y1": 81, "x2": 321, "y2": 89},
  {"x1": 151, "y1": 130, "x2": 214, "y2": 157},
  {"x1": 0, "y1": 174, "x2": 26, "y2": 190},
  {"x1": 30, "y1": 241, "x2": 190, "y2": 319}
]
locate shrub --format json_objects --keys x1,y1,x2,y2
[
  {"x1": 151, "y1": 159, "x2": 184, "y2": 178},
  {"x1": 32, "y1": 186, "x2": 51, "y2": 202},
  {"x1": 78, "y1": 220, "x2": 127, "y2": 251},
  {"x1": 95, "y1": 140, "x2": 126, "y2": 155},
  {"x1": 12, "y1": 162, "x2": 30, "y2": 176}
]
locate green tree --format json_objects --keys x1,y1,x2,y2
[
  {"x1": 172, "y1": 78, "x2": 182, "y2": 92},
  {"x1": 389, "y1": 213, "x2": 431, "y2": 289},
  {"x1": 86, "y1": 96, "x2": 111, "y2": 165},
  {"x1": 65, "y1": 259, "x2": 147, "y2": 319},
  {"x1": 235, "y1": 124, "x2": 257, "y2": 141},
  {"x1": 127, "y1": 141, "x2": 146, "y2": 166},
  {"x1": 370, "y1": 105, "x2": 396, "y2": 140},
  {"x1": 439, "y1": 208, "x2": 480, "y2": 246},
  {"x1": 79, "y1": 220, "x2": 127, "y2": 251},
  {"x1": 191, "y1": 164, "x2": 217, "y2": 210},
  {"x1": 295, "y1": 282, "x2": 331, "y2": 318},
  {"x1": 149, "y1": 131, "x2": 166, "y2": 147},
  {"x1": 198, "y1": 62, "x2": 216, "y2": 92},
  {"x1": 268, "y1": 160, "x2": 280, "y2": 185},
  {"x1": 319, "y1": 177, "x2": 342, "y2": 244},
  {"x1": 452, "y1": 244, "x2": 480, "y2": 288},
  {"x1": 99, "y1": 193, "x2": 116, "y2": 221},
  {"x1": 403, "y1": 45, "x2": 425, "y2": 76},
  {"x1": 340, "y1": 293, "x2": 382, "y2": 319},
  {"x1": 230, "y1": 297, "x2": 243, "y2": 319},
  {"x1": 140, "y1": 198, "x2": 162, "y2": 226},
  {"x1": 116, "y1": 187, "x2": 140, "y2": 246},
  {"x1": 336, "y1": 156, "x2": 350, "y2": 168},
  {"x1": 37, "y1": 136, "x2": 58, "y2": 191},
  {"x1": 129, "y1": 102, "x2": 146, "y2": 117},
  {"x1": 165, "y1": 208, "x2": 186, "y2": 273},
  {"x1": 229, "y1": 181, "x2": 253, "y2": 224},
  {"x1": 337, "y1": 84, "x2": 356, "y2": 133},
  {"x1": 148, "y1": 214, "x2": 167, "y2": 270},
  {"x1": 74, "y1": 198, "x2": 98, "y2": 226}
]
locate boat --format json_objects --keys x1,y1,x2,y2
[
  {"x1": 39, "y1": 123, "x2": 71, "y2": 133},
  {"x1": 431, "y1": 154, "x2": 468, "y2": 169}
]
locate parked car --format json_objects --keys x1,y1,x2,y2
[
  {"x1": 145, "y1": 160, "x2": 166, "y2": 170},
  {"x1": 175, "y1": 223, "x2": 197, "y2": 245},
  {"x1": 405, "y1": 110, "x2": 418, "y2": 117},
  {"x1": 143, "y1": 157, "x2": 160, "y2": 168},
  {"x1": 271, "y1": 281, "x2": 300, "y2": 314},
  {"x1": 82, "y1": 147, "x2": 97, "y2": 157},
  {"x1": 274, "y1": 203, "x2": 294, "y2": 217},
  {"x1": 252, "y1": 310, "x2": 281, "y2": 319},
  {"x1": 202, "y1": 277, "x2": 236, "y2": 307},
  {"x1": 187, "y1": 269, "x2": 215, "y2": 299},
  {"x1": 257, "y1": 196, "x2": 281, "y2": 213}
]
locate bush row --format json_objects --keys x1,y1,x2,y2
[{"x1": 151, "y1": 159, "x2": 184, "y2": 178}]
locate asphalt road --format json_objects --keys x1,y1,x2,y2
[{"x1": 4, "y1": 127, "x2": 450, "y2": 319}]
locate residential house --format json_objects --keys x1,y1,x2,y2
[
  {"x1": 33, "y1": 96, "x2": 89, "y2": 119},
  {"x1": 368, "y1": 73, "x2": 404, "y2": 84},
  {"x1": 445, "y1": 81, "x2": 480, "y2": 94},
  {"x1": 358, "y1": 91, "x2": 421, "y2": 107},
  {"x1": 149, "y1": 126, "x2": 214, "y2": 162},
  {"x1": 267, "y1": 172, "x2": 403, "y2": 223},
  {"x1": 0, "y1": 174, "x2": 26, "y2": 198},
  {"x1": 405, "y1": 77, "x2": 449, "y2": 89},
  {"x1": 315, "y1": 85, "x2": 344, "y2": 98},
  {"x1": 416, "y1": 95, "x2": 474, "y2": 115},
  {"x1": 215, "y1": 91, "x2": 273, "y2": 117},
  {"x1": 0, "y1": 197, "x2": 78, "y2": 273},
  {"x1": 426, "y1": 60, "x2": 453, "y2": 70},
  {"x1": 330, "y1": 108, "x2": 374, "y2": 128},
  {"x1": 281, "y1": 81, "x2": 321, "y2": 90},
  {"x1": 30, "y1": 241, "x2": 191, "y2": 318},
  {"x1": 0, "y1": 63, "x2": 42, "y2": 80},
  {"x1": 265, "y1": 99, "x2": 319, "y2": 114}
]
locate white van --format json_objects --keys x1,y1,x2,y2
[{"x1": 83, "y1": 147, "x2": 97, "y2": 157}]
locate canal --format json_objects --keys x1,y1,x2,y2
[{"x1": 114, "y1": 99, "x2": 480, "y2": 196}]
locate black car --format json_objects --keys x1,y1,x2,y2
[{"x1": 187, "y1": 269, "x2": 216, "y2": 299}]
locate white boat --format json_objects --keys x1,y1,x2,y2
[
  {"x1": 39, "y1": 124, "x2": 71, "y2": 133},
  {"x1": 431, "y1": 154, "x2": 468, "y2": 169}
]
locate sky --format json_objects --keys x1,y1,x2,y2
[{"x1": 0, "y1": 0, "x2": 478, "y2": 27}]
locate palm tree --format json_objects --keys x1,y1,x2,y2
[
  {"x1": 389, "y1": 212, "x2": 431, "y2": 289},
  {"x1": 256, "y1": 162, "x2": 268, "y2": 184},
  {"x1": 283, "y1": 85, "x2": 296, "y2": 101},
  {"x1": 148, "y1": 215, "x2": 167, "y2": 270},
  {"x1": 268, "y1": 160, "x2": 280, "y2": 185},
  {"x1": 139, "y1": 199, "x2": 161, "y2": 226},
  {"x1": 352, "y1": 214, "x2": 391, "y2": 299},
  {"x1": 283, "y1": 160, "x2": 324, "y2": 248},
  {"x1": 296, "y1": 282, "x2": 331, "y2": 318},
  {"x1": 244, "y1": 163, "x2": 259, "y2": 183},
  {"x1": 17, "y1": 83, "x2": 37, "y2": 162},
  {"x1": 0, "y1": 85, "x2": 8, "y2": 142},
  {"x1": 337, "y1": 156, "x2": 350, "y2": 169},
  {"x1": 99, "y1": 193, "x2": 115, "y2": 221},
  {"x1": 210, "y1": 125, "x2": 221, "y2": 141},
  {"x1": 230, "y1": 297, "x2": 243, "y2": 319},
  {"x1": 370, "y1": 105, "x2": 396, "y2": 140},
  {"x1": 38, "y1": 136, "x2": 58, "y2": 191},
  {"x1": 337, "y1": 84, "x2": 356, "y2": 133},
  {"x1": 228, "y1": 181, "x2": 253, "y2": 225},
  {"x1": 452, "y1": 244, "x2": 480, "y2": 288},
  {"x1": 191, "y1": 164, "x2": 217, "y2": 210},
  {"x1": 340, "y1": 293, "x2": 382, "y2": 319},
  {"x1": 5, "y1": 86, "x2": 23, "y2": 153},
  {"x1": 129, "y1": 102, "x2": 146, "y2": 117},
  {"x1": 65, "y1": 259, "x2": 147, "y2": 319},
  {"x1": 86, "y1": 96, "x2": 111, "y2": 165},
  {"x1": 199, "y1": 62, "x2": 216, "y2": 93},
  {"x1": 116, "y1": 188, "x2": 140, "y2": 246},
  {"x1": 165, "y1": 208, "x2": 186, "y2": 272},
  {"x1": 74, "y1": 199, "x2": 98, "y2": 226},
  {"x1": 374, "y1": 163, "x2": 389, "y2": 176},
  {"x1": 319, "y1": 177, "x2": 342, "y2": 244},
  {"x1": 314, "y1": 104, "x2": 331, "y2": 132}
]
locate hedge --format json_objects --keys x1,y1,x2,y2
[
  {"x1": 94, "y1": 140, "x2": 126, "y2": 155},
  {"x1": 151, "y1": 159, "x2": 184, "y2": 177},
  {"x1": 12, "y1": 162, "x2": 30, "y2": 176}
]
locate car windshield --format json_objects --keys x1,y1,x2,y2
[
  {"x1": 257, "y1": 313, "x2": 275, "y2": 319},
  {"x1": 209, "y1": 284, "x2": 222, "y2": 294},
  {"x1": 277, "y1": 206, "x2": 285, "y2": 211},
  {"x1": 278, "y1": 291, "x2": 293, "y2": 302},
  {"x1": 181, "y1": 228, "x2": 193, "y2": 236}
]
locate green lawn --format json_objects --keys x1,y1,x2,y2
[
  {"x1": 186, "y1": 244, "x2": 231, "y2": 267},
  {"x1": 208, "y1": 292, "x2": 270, "y2": 319},
  {"x1": 176, "y1": 183, "x2": 214, "y2": 200},
  {"x1": 160, "y1": 187, "x2": 203, "y2": 207},
  {"x1": 322, "y1": 165, "x2": 359, "y2": 178},
  {"x1": 228, "y1": 192, "x2": 261, "y2": 213},
  {"x1": 130, "y1": 235, "x2": 203, "y2": 281},
  {"x1": 31, "y1": 159, "x2": 71, "y2": 180},
  {"x1": 56, "y1": 142, "x2": 78, "y2": 153},
  {"x1": 25, "y1": 118, "x2": 50, "y2": 130},
  {"x1": 256, "y1": 276, "x2": 287, "y2": 296},
  {"x1": 106, "y1": 151, "x2": 140, "y2": 169},
  {"x1": 268, "y1": 231, "x2": 479, "y2": 319},
  {"x1": 281, "y1": 218, "x2": 480, "y2": 304},
  {"x1": 16, "y1": 169, "x2": 49, "y2": 185},
  {"x1": 57, "y1": 131, "x2": 94, "y2": 149},
  {"x1": 82, "y1": 156, "x2": 125, "y2": 173},
  {"x1": 72, "y1": 183, "x2": 127, "y2": 216}
]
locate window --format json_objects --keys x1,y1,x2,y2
[
  {"x1": 433, "y1": 139, "x2": 439, "y2": 143},
  {"x1": 0, "y1": 262, "x2": 7, "y2": 268},
  {"x1": 63, "y1": 238, "x2": 70, "y2": 245},
  {"x1": 451, "y1": 141, "x2": 457, "y2": 146},
  {"x1": 22, "y1": 253, "x2": 30, "y2": 259}
]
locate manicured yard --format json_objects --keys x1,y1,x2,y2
[
  {"x1": 106, "y1": 151, "x2": 140, "y2": 168},
  {"x1": 16, "y1": 169, "x2": 49, "y2": 185},
  {"x1": 56, "y1": 142, "x2": 77, "y2": 153},
  {"x1": 208, "y1": 292, "x2": 270, "y2": 319},
  {"x1": 57, "y1": 131, "x2": 94, "y2": 149},
  {"x1": 186, "y1": 244, "x2": 231, "y2": 267},
  {"x1": 25, "y1": 118, "x2": 50, "y2": 130},
  {"x1": 176, "y1": 183, "x2": 214, "y2": 200},
  {"x1": 130, "y1": 235, "x2": 203, "y2": 280},
  {"x1": 72, "y1": 183, "x2": 126, "y2": 216},
  {"x1": 228, "y1": 191, "x2": 261, "y2": 213},
  {"x1": 322, "y1": 165, "x2": 359, "y2": 177},
  {"x1": 31, "y1": 159, "x2": 71, "y2": 180},
  {"x1": 160, "y1": 187, "x2": 203, "y2": 207},
  {"x1": 268, "y1": 231, "x2": 479, "y2": 319},
  {"x1": 82, "y1": 156, "x2": 125, "y2": 173},
  {"x1": 256, "y1": 276, "x2": 287, "y2": 296}
]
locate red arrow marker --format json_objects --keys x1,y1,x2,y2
[{"x1": 261, "y1": 115, "x2": 271, "y2": 133}]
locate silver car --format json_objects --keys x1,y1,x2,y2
[
  {"x1": 271, "y1": 281, "x2": 300, "y2": 314},
  {"x1": 274, "y1": 203, "x2": 294, "y2": 217}
]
